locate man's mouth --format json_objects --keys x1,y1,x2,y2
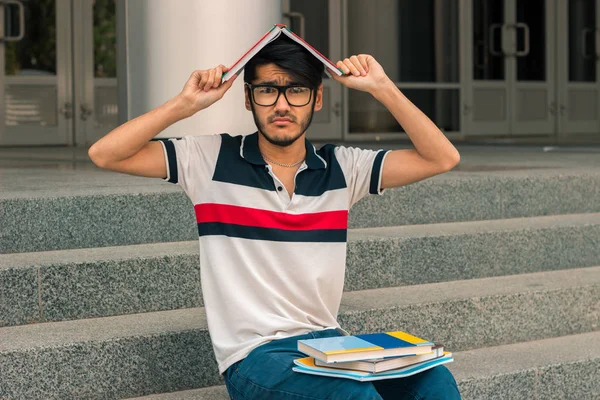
[{"x1": 271, "y1": 118, "x2": 293, "y2": 126}]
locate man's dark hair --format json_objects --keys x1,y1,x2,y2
[{"x1": 243, "y1": 36, "x2": 325, "y2": 89}]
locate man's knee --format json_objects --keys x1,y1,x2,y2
[
  {"x1": 332, "y1": 380, "x2": 382, "y2": 400},
  {"x1": 415, "y1": 366, "x2": 461, "y2": 399},
  {"x1": 423, "y1": 365, "x2": 456, "y2": 381}
]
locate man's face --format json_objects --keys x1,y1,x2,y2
[{"x1": 245, "y1": 63, "x2": 323, "y2": 147}]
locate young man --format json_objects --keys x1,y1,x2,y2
[{"x1": 88, "y1": 36, "x2": 461, "y2": 399}]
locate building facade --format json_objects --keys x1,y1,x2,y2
[{"x1": 1, "y1": 0, "x2": 600, "y2": 147}]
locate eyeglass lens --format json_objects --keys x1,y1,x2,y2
[{"x1": 252, "y1": 86, "x2": 312, "y2": 106}]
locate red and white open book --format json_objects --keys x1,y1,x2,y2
[{"x1": 221, "y1": 24, "x2": 344, "y2": 82}]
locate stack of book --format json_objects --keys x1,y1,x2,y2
[{"x1": 293, "y1": 331, "x2": 453, "y2": 382}]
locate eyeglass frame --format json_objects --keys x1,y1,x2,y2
[{"x1": 245, "y1": 83, "x2": 315, "y2": 107}]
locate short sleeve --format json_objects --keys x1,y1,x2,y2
[
  {"x1": 334, "y1": 146, "x2": 391, "y2": 207},
  {"x1": 159, "y1": 135, "x2": 222, "y2": 198}
]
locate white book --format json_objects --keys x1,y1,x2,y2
[{"x1": 314, "y1": 345, "x2": 445, "y2": 373}]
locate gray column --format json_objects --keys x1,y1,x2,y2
[{"x1": 117, "y1": 0, "x2": 281, "y2": 138}]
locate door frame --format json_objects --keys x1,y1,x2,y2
[
  {"x1": 0, "y1": 3, "x2": 5, "y2": 138},
  {"x1": 463, "y1": 0, "x2": 512, "y2": 136},
  {"x1": 512, "y1": 0, "x2": 555, "y2": 135},
  {"x1": 72, "y1": 0, "x2": 93, "y2": 147},
  {"x1": 73, "y1": 0, "x2": 119, "y2": 148},
  {"x1": 556, "y1": 0, "x2": 600, "y2": 139}
]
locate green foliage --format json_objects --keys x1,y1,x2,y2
[
  {"x1": 94, "y1": 0, "x2": 117, "y2": 77},
  {"x1": 5, "y1": 0, "x2": 56, "y2": 75}
]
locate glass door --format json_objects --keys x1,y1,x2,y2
[
  {"x1": 0, "y1": 0, "x2": 73, "y2": 146},
  {"x1": 282, "y1": 0, "x2": 343, "y2": 140},
  {"x1": 557, "y1": 0, "x2": 600, "y2": 137},
  {"x1": 465, "y1": 0, "x2": 511, "y2": 136},
  {"x1": 73, "y1": 0, "x2": 118, "y2": 147},
  {"x1": 466, "y1": 0, "x2": 554, "y2": 136},
  {"x1": 345, "y1": 0, "x2": 461, "y2": 140},
  {"x1": 512, "y1": 0, "x2": 555, "y2": 135}
]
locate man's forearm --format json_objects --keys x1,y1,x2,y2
[
  {"x1": 88, "y1": 95, "x2": 190, "y2": 164},
  {"x1": 373, "y1": 81, "x2": 460, "y2": 167}
]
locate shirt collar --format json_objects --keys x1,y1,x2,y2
[{"x1": 240, "y1": 132, "x2": 327, "y2": 170}]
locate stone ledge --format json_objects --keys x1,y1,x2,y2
[
  {"x1": 1, "y1": 267, "x2": 598, "y2": 398},
  {"x1": 2, "y1": 171, "x2": 600, "y2": 253},
  {"x1": 2, "y1": 214, "x2": 599, "y2": 327}
]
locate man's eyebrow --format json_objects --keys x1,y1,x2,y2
[
  {"x1": 256, "y1": 80, "x2": 279, "y2": 85},
  {"x1": 255, "y1": 80, "x2": 303, "y2": 86}
]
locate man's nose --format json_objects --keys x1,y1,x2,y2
[{"x1": 274, "y1": 91, "x2": 291, "y2": 111}]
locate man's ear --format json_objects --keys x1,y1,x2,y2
[
  {"x1": 313, "y1": 84, "x2": 324, "y2": 112},
  {"x1": 244, "y1": 85, "x2": 252, "y2": 111}
]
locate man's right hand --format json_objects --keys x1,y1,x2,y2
[
  {"x1": 88, "y1": 65, "x2": 237, "y2": 176},
  {"x1": 177, "y1": 65, "x2": 238, "y2": 118}
]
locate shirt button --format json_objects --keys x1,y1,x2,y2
[{"x1": 277, "y1": 186, "x2": 283, "y2": 191}]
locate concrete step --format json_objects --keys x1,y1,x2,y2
[
  {"x1": 1, "y1": 267, "x2": 598, "y2": 399},
  {"x1": 2, "y1": 169, "x2": 599, "y2": 253},
  {"x1": 126, "y1": 331, "x2": 600, "y2": 400},
  {"x1": 2, "y1": 214, "x2": 599, "y2": 327},
  {"x1": 0, "y1": 241, "x2": 201, "y2": 327},
  {"x1": 338, "y1": 266, "x2": 600, "y2": 351}
]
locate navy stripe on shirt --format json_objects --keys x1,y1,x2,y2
[
  {"x1": 197, "y1": 222, "x2": 348, "y2": 243},
  {"x1": 162, "y1": 139, "x2": 179, "y2": 184},
  {"x1": 369, "y1": 150, "x2": 388, "y2": 194}
]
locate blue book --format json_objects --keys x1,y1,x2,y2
[
  {"x1": 297, "y1": 331, "x2": 433, "y2": 363},
  {"x1": 293, "y1": 353, "x2": 453, "y2": 382}
]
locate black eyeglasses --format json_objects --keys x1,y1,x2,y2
[{"x1": 246, "y1": 84, "x2": 313, "y2": 107}]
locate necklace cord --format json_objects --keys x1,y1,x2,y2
[{"x1": 261, "y1": 153, "x2": 305, "y2": 168}]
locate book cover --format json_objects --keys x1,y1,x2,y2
[
  {"x1": 292, "y1": 353, "x2": 454, "y2": 382},
  {"x1": 297, "y1": 331, "x2": 434, "y2": 363},
  {"x1": 221, "y1": 24, "x2": 343, "y2": 82},
  {"x1": 314, "y1": 345, "x2": 445, "y2": 373}
]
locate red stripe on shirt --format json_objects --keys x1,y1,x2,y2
[{"x1": 194, "y1": 203, "x2": 348, "y2": 231}]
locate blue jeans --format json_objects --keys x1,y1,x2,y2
[{"x1": 223, "y1": 329, "x2": 462, "y2": 400}]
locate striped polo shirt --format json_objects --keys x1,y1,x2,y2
[{"x1": 160, "y1": 131, "x2": 390, "y2": 374}]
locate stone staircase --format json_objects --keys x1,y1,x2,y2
[{"x1": 1, "y1": 165, "x2": 599, "y2": 399}]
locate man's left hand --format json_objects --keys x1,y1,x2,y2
[{"x1": 329, "y1": 54, "x2": 392, "y2": 94}]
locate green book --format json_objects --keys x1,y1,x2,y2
[{"x1": 293, "y1": 353, "x2": 453, "y2": 382}]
